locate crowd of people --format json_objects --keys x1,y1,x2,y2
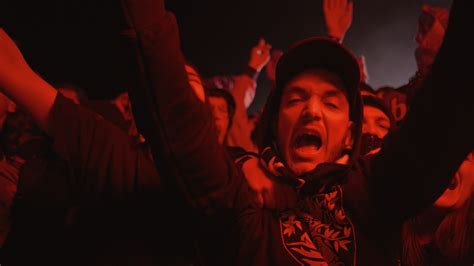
[{"x1": 0, "y1": 0, "x2": 473, "y2": 265}]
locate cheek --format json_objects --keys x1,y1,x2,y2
[
  {"x1": 379, "y1": 128, "x2": 389, "y2": 138},
  {"x1": 326, "y1": 116, "x2": 351, "y2": 143}
]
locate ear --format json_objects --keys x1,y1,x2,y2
[{"x1": 343, "y1": 121, "x2": 354, "y2": 150}]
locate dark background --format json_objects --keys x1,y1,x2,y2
[{"x1": 1, "y1": 0, "x2": 451, "y2": 113}]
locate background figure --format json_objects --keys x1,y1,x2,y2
[
  {"x1": 207, "y1": 88, "x2": 236, "y2": 145},
  {"x1": 402, "y1": 152, "x2": 474, "y2": 266},
  {"x1": 361, "y1": 95, "x2": 394, "y2": 155},
  {"x1": 220, "y1": 39, "x2": 271, "y2": 152}
]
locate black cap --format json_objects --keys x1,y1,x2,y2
[{"x1": 275, "y1": 36, "x2": 361, "y2": 116}]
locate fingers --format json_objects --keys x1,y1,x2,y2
[{"x1": 256, "y1": 38, "x2": 272, "y2": 50}]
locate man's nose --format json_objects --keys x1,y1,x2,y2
[
  {"x1": 363, "y1": 122, "x2": 377, "y2": 136},
  {"x1": 302, "y1": 98, "x2": 322, "y2": 122}
]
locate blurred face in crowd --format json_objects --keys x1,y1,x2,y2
[
  {"x1": 362, "y1": 106, "x2": 391, "y2": 139},
  {"x1": 58, "y1": 88, "x2": 81, "y2": 105},
  {"x1": 434, "y1": 152, "x2": 474, "y2": 210},
  {"x1": 185, "y1": 64, "x2": 205, "y2": 102},
  {"x1": 277, "y1": 69, "x2": 353, "y2": 176},
  {"x1": 208, "y1": 96, "x2": 230, "y2": 144}
]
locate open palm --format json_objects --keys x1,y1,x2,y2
[{"x1": 323, "y1": 0, "x2": 353, "y2": 42}]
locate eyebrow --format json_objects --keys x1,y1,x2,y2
[
  {"x1": 322, "y1": 88, "x2": 347, "y2": 99},
  {"x1": 283, "y1": 86, "x2": 308, "y2": 96}
]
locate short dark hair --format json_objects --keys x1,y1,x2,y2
[
  {"x1": 207, "y1": 88, "x2": 236, "y2": 129},
  {"x1": 360, "y1": 82, "x2": 376, "y2": 96}
]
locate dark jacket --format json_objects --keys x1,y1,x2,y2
[
  {"x1": 1, "y1": 98, "x2": 198, "y2": 266},
  {"x1": 125, "y1": 0, "x2": 473, "y2": 265}
]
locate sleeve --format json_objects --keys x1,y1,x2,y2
[
  {"x1": 368, "y1": 0, "x2": 474, "y2": 224},
  {"x1": 50, "y1": 94, "x2": 161, "y2": 200},
  {"x1": 121, "y1": 0, "x2": 256, "y2": 215}
]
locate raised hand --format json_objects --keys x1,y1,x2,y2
[
  {"x1": 248, "y1": 39, "x2": 272, "y2": 72},
  {"x1": 323, "y1": 0, "x2": 353, "y2": 42}
]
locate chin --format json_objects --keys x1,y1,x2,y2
[{"x1": 288, "y1": 161, "x2": 320, "y2": 176}]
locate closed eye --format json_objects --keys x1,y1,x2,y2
[
  {"x1": 324, "y1": 101, "x2": 339, "y2": 109},
  {"x1": 288, "y1": 97, "x2": 302, "y2": 105}
]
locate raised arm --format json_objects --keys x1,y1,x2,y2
[
  {"x1": 368, "y1": 0, "x2": 474, "y2": 224},
  {"x1": 227, "y1": 39, "x2": 270, "y2": 151},
  {"x1": 122, "y1": 0, "x2": 253, "y2": 213},
  {"x1": 0, "y1": 29, "x2": 160, "y2": 200},
  {"x1": 0, "y1": 29, "x2": 56, "y2": 133}
]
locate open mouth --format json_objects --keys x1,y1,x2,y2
[{"x1": 294, "y1": 132, "x2": 322, "y2": 152}]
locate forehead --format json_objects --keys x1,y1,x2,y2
[
  {"x1": 209, "y1": 96, "x2": 228, "y2": 107},
  {"x1": 363, "y1": 106, "x2": 389, "y2": 120},
  {"x1": 282, "y1": 69, "x2": 348, "y2": 98}
]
